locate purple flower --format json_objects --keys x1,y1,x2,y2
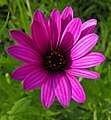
[{"x1": 7, "y1": 6, "x2": 105, "y2": 108}]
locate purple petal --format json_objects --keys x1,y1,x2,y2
[
  {"x1": 33, "y1": 10, "x2": 47, "y2": 24},
  {"x1": 41, "y1": 74, "x2": 55, "y2": 108},
  {"x1": 80, "y1": 19, "x2": 97, "y2": 38},
  {"x1": 59, "y1": 18, "x2": 82, "y2": 52},
  {"x1": 11, "y1": 64, "x2": 38, "y2": 80},
  {"x1": 7, "y1": 45, "x2": 41, "y2": 64},
  {"x1": 49, "y1": 9, "x2": 61, "y2": 48},
  {"x1": 61, "y1": 6, "x2": 73, "y2": 36},
  {"x1": 67, "y1": 69, "x2": 100, "y2": 79},
  {"x1": 9, "y1": 30, "x2": 33, "y2": 48},
  {"x1": 65, "y1": 72, "x2": 86, "y2": 103},
  {"x1": 33, "y1": 10, "x2": 49, "y2": 38},
  {"x1": 23, "y1": 69, "x2": 48, "y2": 90},
  {"x1": 53, "y1": 73, "x2": 71, "y2": 106},
  {"x1": 71, "y1": 52, "x2": 105, "y2": 68},
  {"x1": 70, "y1": 34, "x2": 98, "y2": 60},
  {"x1": 31, "y1": 21, "x2": 50, "y2": 53}
]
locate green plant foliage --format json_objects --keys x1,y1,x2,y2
[{"x1": 0, "y1": 0, "x2": 111, "y2": 119}]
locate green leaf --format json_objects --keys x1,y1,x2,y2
[
  {"x1": 16, "y1": 0, "x2": 30, "y2": 34},
  {"x1": 0, "y1": 0, "x2": 8, "y2": 5},
  {"x1": 0, "y1": 115, "x2": 8, "y2": 120},
  {"x1": 0, "y1": 73, "x2": 15, "y2": 98},
  {"x1": 8, "y1": 97, "x2": 31, "y2": 115},
  {"x1": 0, "y1": 12, "x2": 10, "y2": 35},
  {"x1": 93, "y1": 110, "x2": 97, "y2": 120}
]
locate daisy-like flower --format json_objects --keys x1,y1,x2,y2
[{"x1": 7, "y1": 6, "x2": 105, "y2": 108}]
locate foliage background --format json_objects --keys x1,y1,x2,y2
[{"x1": 0, "y1": 0, "x2": 111, "y2": 119}]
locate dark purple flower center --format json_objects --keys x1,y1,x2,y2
[{"x1": 44, "y1": 49, "x2": 68, "y2": 73}]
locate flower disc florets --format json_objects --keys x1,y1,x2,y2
[{"x1": 44, "y1": 48, "x2": 68, "y2": 73}]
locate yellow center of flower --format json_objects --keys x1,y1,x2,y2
[{"x1": 44, "y1": 49, "x2": 67, "y2": 73}]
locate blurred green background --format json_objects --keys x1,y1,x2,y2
[{"x1": 0, "y1": 0, "x2": 111, "y2": 120}]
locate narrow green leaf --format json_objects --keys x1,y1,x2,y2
[
  {"x1": 0, "y1": 12, "x2": 10, "y2": 34},
  {"x1": 16, "y1": 0, "x2": 29, "y2": 34},
  {"x1": 93, "y1": 110, "x2": 97, "y2": 120}
]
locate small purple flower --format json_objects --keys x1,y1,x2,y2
[{"x1": 7, "y1": 6, "x2": 105, "y2": 108}]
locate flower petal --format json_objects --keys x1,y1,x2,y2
[
  {"x1": 7, "y1": 45, "x2": 41, "y2": 64},
  {"x1": 71, "y1": 52, "x2": 105, "y2": 68},
  {"x1": 49, "y1": 9, "x2": 61, "y2": 48},
  {"x1": 11, "y1": 64, "x2": 38, "y2": 80},
  {"x1": 9, "y1": 30, "x2": 33, "y2": 48},
  {"x1": 41, "y1": 74, "x2": 55, "y2": 108},
  {"x1": 33, "y1": 10, "x2": 47, "y2": 24},
  {"x1": 31, "y1": 21, "x2": 50, "y2": 54},
  {"x1": 33, "y1": 10, "x2": 49, "y2": 38},
  {"x1": 67, "y1": 69, "x2": 100, "y2": 79},
  {"x1": 80, "y1": 19, "x2": 97, "y2": 38},
  {"x1": 59, "y1": 18, "x2": 82, "y2": 51},
  {"x1": 70, "y1": 34, "x2": 98, "y2": 60},
  {"x1": 53, "y1": 73, "x2": 71, "y2": 106},
  {"x1": 65, "y1": 72, "x2": 86, "y2": 103},
  {"x1": 61, "y1": 6, "x2": 73, "y2": 36},
  {"x1": 23, "y1": 69, "x2": 48, "y2": 90}
]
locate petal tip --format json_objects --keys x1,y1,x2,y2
[
  {"x1": 72, "y1": 94, "x2": 86, "y2": 103},
  {"x1": 64, "y1": 6, "x2": 73, "y2": 11},
  {"x1": 9, "y1": 29, "x2": 15, "y2": 34},
  {"x1": 98, "y1": 53, "x2": 105, "y2": 64},
  {"x1": 74, "y1": 18, "x2": 82, "y2": 23},
  {"x1": 11, "y1": 72, "x2": 15, "y2": 80},
  {"x1": 63, "y1": 103, "x2": 70, "y2": 107},
  {"x1": 9, "y1": 29, "x2": 19, "y2": 37},
  {"x1": 79, "y1": 94, "x2": 86, "y2": 103},
  {"x1": 6, "y1": 46, "x2": 11, "y2": 54},
  {"x1": 91, "y1": 19, "x2": 97, "y2": 24},
  {"x1": 33, "y1": 10, "x2": 42, "y2": 21},
  {"x1": 22, "y1": 82, "x2": 26, "y2": 90},
  {"x1": 59, "y1": 102, "x2": 70, "y2": 107},
  {"x1": 88, "y1": 33, "x2": 99, "y2": 42},
  {"x1": 89, "y1": 19, "x2": 97, "y2": 25},
  {"x1": 9, "y1": 30, "x2": 13, "y2": 35},
  {"x1": 22, "y1": 84, "x2": 31, "y2": 91},
  {"x1": 59, "y1": 99, "x2": 71, "y2": 107},
  {"x1": 50, "y1": 8, "x2": 60, "y2": 16},
  {"x1": 6, "y1": 45, "x2": 16, "y2": 55},
  {"x1": 91, "y1": 33, "x2": 99, "y2": 40},
  {"x1": 11, "y1": 71, "x2": 21, "y2": 81},
  {"x1": 53, "y1": 8, "x2": 59, "y2": 12},
  {"x1": 96, "y1": 74, "x2": 100, "y2": 79},
  {"x1": 22, "y1": 81, "x2": 29, "y2": 90},
  {"x1": 94, "y1": 19, "x2": 97, "y2": 24},
  {"x1": 102, "y1": 55, "x2": 105, "y2": 62},
  {"x1": 43, "y1": 104, "x2": 51, "y2": 109}
]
